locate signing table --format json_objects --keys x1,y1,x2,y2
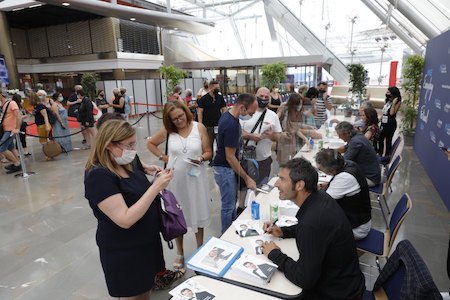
[{"x1": 191, "y1": 114, "x2": 355, "y2": 299}]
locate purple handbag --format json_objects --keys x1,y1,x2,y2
[{"x1": 159, "y1": 189, "x2": 187, "y2": 249}]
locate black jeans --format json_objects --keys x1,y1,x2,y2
[{"x1": 378, "y1": 119, "x2": 396, "y2": 156}]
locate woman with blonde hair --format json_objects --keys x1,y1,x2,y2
[
  {"x1": 147, "y1": 101, "x2": 212, "y2": 270},
  {"x1": 29, "y1": 91, "x2": 51, "y2": 146},
  {"x1": 85, "y1": 119, "x2": 173, "y2": 299}
]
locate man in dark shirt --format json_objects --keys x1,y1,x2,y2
[
  {"x1": 335, "y1": 121, "x2": 381, "y2": 186},
  {"x1": 213, "y1": 93, "x2": 257, "y2": 233},
  {"x1": 262, "y1": 158, "x2": 365, "y2": 300},
  {"x1": 197, "y1": 80, "x2": 226, "y2": 163}
]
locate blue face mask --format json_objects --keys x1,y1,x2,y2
[{"x1": 239, "y1": 114, "x2": 252, "y2": 121}]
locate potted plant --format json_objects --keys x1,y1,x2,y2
[
  {"x1": 346, "y1": 63, "x2": 368, "y2": 102},
  {"x1": 81, "y1": 72, "x2": 98, "y2": 101},
  {"x1": 401, "y1": 54, "x2": 424, "y2": 134},
  {"x1": 159, "y1": 65, "x2": 186, "y2": 97},
  {"x1": 261, "y1": 62, "x2": 287, "y2": 89}
]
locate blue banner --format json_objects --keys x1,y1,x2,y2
[{"x1": 414, "y1": 29, "x2": 450, "y2": 211}]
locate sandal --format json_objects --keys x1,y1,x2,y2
[
  {"x1": 173, "y1": 254, "x2": 184, "y2": 270},
  {"x1": 154, "y1": 268, "x2": 185, "y2": 290}
]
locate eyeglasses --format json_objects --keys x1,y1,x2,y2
[
  {"x1": 171, "y1": 113, "x2": 185, "y2": 123},
  {"x1": 115, "y1": 141, "x2": 137, "y2": 150}
]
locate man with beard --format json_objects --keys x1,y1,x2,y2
[
  {"x1": 262, "y1": 158, "x2": 365, "y2": 300},
  {"x1": 197, "y1": 80, "x2": 226, "y2": 164}
]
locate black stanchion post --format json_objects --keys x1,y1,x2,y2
[{"x1": 14, "y1": 132, "x2": 36, "y2": 178}]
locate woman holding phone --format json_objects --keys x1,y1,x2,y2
[{"x1": 147, "y1": 101, "x2": 212, "y2": 270}]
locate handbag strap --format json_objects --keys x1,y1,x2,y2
[
  {"x1": 164, "y1": 133, "x2": 169, "y2": 169},
  {"x1": 244, "y1": 109, "x2": 267, "y2": 147},
  {"x1": 1, "y1": 101, "x2": 12, "y2": 125}
]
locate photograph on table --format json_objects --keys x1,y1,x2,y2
[
  {"x1": 248, "y1": 235, "x2": 280, "y2": 255},
  {"x1": 229, "y1": 253, "x2": 278, "y2": 285},
  {"x1": 169, "y1": 278, "x2": 216, "y2": 300},
  {"x1": 187, "y1": 237, "x2": 243, "y2": 277},
  {"x1": 275, "y1": 215, "x2": 298, "y2": 227},
  {"x1": 232, "y1": 219, "x2": 264, "y2": 237}
]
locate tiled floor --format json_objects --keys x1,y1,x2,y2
[{"x1": 0, "y1": 114, "x2": 448, "y2": 299}]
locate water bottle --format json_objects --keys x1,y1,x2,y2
[
  {"x1": 251, "y1": 200, "x2": 260, "y2": 220},
  {"x1": 269, "y1": 202, "x2": 279, "y2": 223},
  {"x1": 309, "y1": 137, "x2": 314, "y2": 151}
]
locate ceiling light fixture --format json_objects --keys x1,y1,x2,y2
[
  {"x1": 62, "y1": 2, "x2": 70, "y2": 6},
  {"x1": 173, "y1": 27, "x2": 178, "y2": 30},
  {"x1": 29, "y1": 4, "x2": 43, "y2": 8},
  {"x1": 12, "y1": 7, "x2": 25, "y2": 11},
  {"x1": 130, "y1": 17, "x2": 136, "y2": 21}
]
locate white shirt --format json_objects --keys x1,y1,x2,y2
[
  {"x1": 240, "y1": 109, "x2": 282, "y2": 161},
  {"x1": 326, "y1": 172, "x2": 361, "y2": 199}
]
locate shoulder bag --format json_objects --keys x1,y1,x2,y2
[
  {"x1": 159, "y1": 189, "x2": 187, "y2": 249},
  {"x1": 0, "y1": 101, "x2": 12, "y2": 137}
]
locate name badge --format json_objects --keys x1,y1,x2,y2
[
  {"x1": 214, "y1": 126, "x2": 218, "y2": 134},
  {"x1": 381, "y1": 115, "x2": 388, "y2": 123}
]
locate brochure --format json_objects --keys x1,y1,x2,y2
[
  {"x1": 232, "y1": 219, "x2": 264, "y2": 237},
  {"x1": 169, "y1": 278, "x2": 215, "y2": 300},
  {"x1": 275, "y1": 215, "x2": 298, "y2": 227},
  {"x1": 186, "y1": 237, "x2": 244, "y2": 277},
  {"x1": 229, "y1": 253, "x2": 278, "y2": 285}
]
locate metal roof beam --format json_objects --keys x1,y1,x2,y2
[
  {"x1": 387, "y1": 0, "x2": 440, "y2": 39},
  {"x1": 361, "y1": 0, "x2": 423, "y2": 54}
]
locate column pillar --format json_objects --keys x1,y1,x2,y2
[
  {"x1": 0, "y1": 11, "x2": 19, "y2": 89},
  {"x1": 113, "y1": 69, "x2": 125, "y2": 80}
]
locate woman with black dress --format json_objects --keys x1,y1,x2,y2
[
  {"x1": 378, "y1": 86, "x2": 401, "y2": 157},
  {"x1": 85, "y1": 119, "x2": 173, "y2": 299},
  {"x1": 77, "y1": 89, "x2": 97, "y2": 149}
]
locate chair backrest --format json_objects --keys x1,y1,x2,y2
[
  {"x1": 388, "y1": 194, "x2": 412, "y2": 248},
  {"x1": 374, "y1": 240, "x2": 441, "y2": 299},
  {"x1": 389, "y1": 135, "x2": 402, "y2": 159},
  {"x1": 383, "y1": 259, "x2": 406, "y2": 299},
  {"x1": 383, "y1": 155, "x2": 402, "y2": 194}
]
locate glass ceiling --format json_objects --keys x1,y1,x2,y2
[{"x1": 146, "y1": 0, "x2": 450, "y2": 84}]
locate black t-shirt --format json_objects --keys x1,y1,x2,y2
[
  {"x1": 197, "y1": 93, "x2": 226, "y2": 127},
  {"x1": 67, "y1": 92, "x2": 80, "y2": 117},
  {"x1": 34, "y1": 103, "x2": 47, "y2": 126},
  {"x1": 96, "y1": 97, "x2": 108, "y2": 114},
  {"x1": 84, "y1": 166, "x2": 161, "y2": 249}
]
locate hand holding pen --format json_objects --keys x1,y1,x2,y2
[{"x1": 263, "y1": 221, "x2": 283, "y2": 238}]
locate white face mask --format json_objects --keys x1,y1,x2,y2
[
  {"x1": 58, "y1": 96, "x2": 64, "y2": 102},
  {"x1": 239, "y1": 114, "x2": 252, "y2": 121},
  {"x1": 114, "y1": 149, "x2": 137, "y2": 165},
  {"x1": 274, "y1": 88, "x2": 279, "y2": 93}
]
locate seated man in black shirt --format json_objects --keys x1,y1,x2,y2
[{"x1": 263, "y1": 158, "x2": 365, "y2": 300}]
